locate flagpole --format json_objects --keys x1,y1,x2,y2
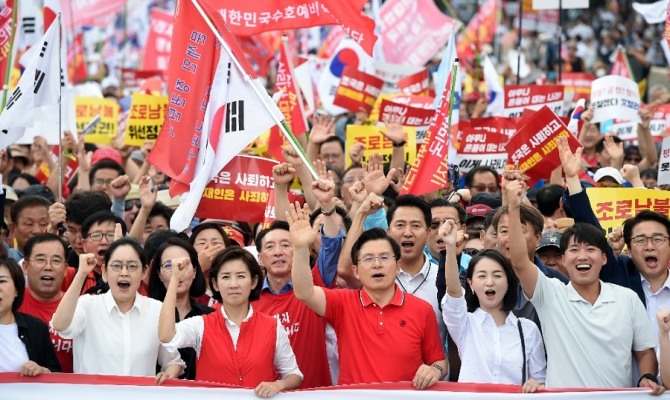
[
  {"x1": 445, "y1": 58, "x2": 459, "y2": 160},
  {"x1": 1, "y1": 0, "x2": 19, "y2": 109},
  {"x1": 516, "y1": 1, "x2": 522, "y2": 84},
  {"x1": 57, "y1": 13, "x2": 63, "y2": 203},
  {"x1": 281, "y1": 35, "x2": 309, "y2": 135},
  {"x1": 190, "y1": 0, "x2": 318, "y2": 180}
]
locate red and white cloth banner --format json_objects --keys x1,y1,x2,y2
[
  {"x1": 378, "y1": 0, "x2": 459, "y2": 66},
  {"x1": 503, "y1": 84, "x2": 564, "y2": 118},
  {"x1": 333, "y1": 67, "x2": 385, "y2": 113},
  {"x1": 57, "y1": 0, "x2": 125, "y2": 30},
  {"x1": 143, "y1": 9, "x2": 173, "y2": 71},
  {"x1": 201, "y1": 0, "x2": 377, "y2": 55},
  {"x1": 0, "y1": 373, "x2": 657, "y2": 400}
]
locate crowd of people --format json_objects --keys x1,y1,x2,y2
[{"x1": 0, "y1": 0, "x2": 670, "y2": 397}]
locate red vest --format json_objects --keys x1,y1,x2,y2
[
  {"x1": 196, "y1": 308, "x2": 277, "y2": 387},
  {"x1": 253, "y1": 267, "x2": 332, "y2": 388}
]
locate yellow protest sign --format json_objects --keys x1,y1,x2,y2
[
  {"x1": 124, "y1": 94, "x2": 167, "y2": 146},
  {"x1": 76, "y1": 97, "x2": 119, "y2": 145},
  {"x1": 345, "y1": 125, "x2": 416, "y2": 168},
  {"x1": 586, "y1": 188, "x2": 670, "y2": 233}
]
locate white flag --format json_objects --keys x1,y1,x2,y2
[
  {"x1": 170, "y1": 49, "x2": 282, "y2": 232},
  {"x1": 483, "y1": 55, "x2": 504, "y2": 116},
  {"x1": 0, "y1": 21, "x2": 60, "y2": 149},
  {"x1": 632, "y1": 1, "x2": 668, "y2": 24}
]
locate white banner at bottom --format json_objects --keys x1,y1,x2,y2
[{"x1": 0, "y1": 373, "x2": 660, "y2": 400}]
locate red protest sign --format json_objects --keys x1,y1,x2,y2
[
  {"x1": 195, "y1": 156, "x2": 278, "y2": 223},
  {"x1": 397, "y1": 69, "x2": 432, "y2": 96},
  {"x1": 506, "y1": 106, "x2": 581, "y2": 185},
  {"x1": 121, "y1": 69, "x2": 164, "y2": 92},
  {"x1": 143, "y1": 9, "x2": 173, "y2": 71},
  {"x1": 455, "y1": 117, "x2": 517, "y2": 173},
  {"x1": 503, "y1": 84, "x2": 564, "y2": 118},
  {"x1": 379, "y1": 99, "x2": 434, "y2": 127},
  {"x1": 561, "y1": 72, "x2": 594, "y2": 102},
  {"x1": 34, "y1": 146, "x2": 79, "y2": 188},
  {"x1": 333, "y1": 67, "x2": 384, "y2": 113}
]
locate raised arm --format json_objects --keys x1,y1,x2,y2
[
  {"x1": 636, "y1": 108, "x2": 658, "y2": 171},
  {"x1": 306, "y1": 114, "x2": 335, "y2": 166},
  {"x1": 51, "y1": 253, "x2": 96, "y2": 332},
  {"x1": 288, "y1": 202, "x2": 326, "y2": 316},
  {"x1": 158, "y1": 257, "x2": 190, "y2": 343},
  {"x1": 658, "y1": 310, "x2": 670, "y2": 389},
  {"x1": 439, "y1": 220, "x2": 461, "y2": 298},
  {"x1": 272, "y1": 163, "x2": 296, "y2": 222},
  {"x1": 128, "y1": 176, "x2": 156, "y2": 242},
  {"x1": 380, "y1": 112, "x2": 407, "y2": 172},
  {"x1": 505, "y1": 177, "x2": 539, "y2": 298}
]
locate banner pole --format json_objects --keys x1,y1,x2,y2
[
  {"x1": 517, "y1": 1, "x2": 522, "y2": 84},
  {"x1": 190, "y1": 0, "x2": 318, "y2": 180},
  {"x1": 445, "y1": 58, "x2": 459, "y2": 162},
  {"x1": 57, "y1": 13, "x2": 63, "y2": 203}
]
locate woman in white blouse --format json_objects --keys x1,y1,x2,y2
[
  {"x1": 439, "y1": 220, "x2": 546, "y2": 392},
  {"x1": 52, "y1": 238, "x2": 184, "y2": 382}
]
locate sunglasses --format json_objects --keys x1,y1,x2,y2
[{"x1": 124, "y1": 199, "x2": 141, "y2": 211}]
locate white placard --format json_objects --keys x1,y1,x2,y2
[
  {"x1": 658, "y1": 136, "x2": 670, "y2": 185},
  {"x1": 590, "y1": 75, "x2": 641, "y2": 124},
  {"x1": 532, "y1": 0, "x2": 589, "y2": 9}
]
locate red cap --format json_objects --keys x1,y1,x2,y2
[
  {"x1": 91, "y1": 147, "x2": 123, "y2": 166},
  {"x1": 466, "y1": 204, "x2": 493, "y2": 219}
]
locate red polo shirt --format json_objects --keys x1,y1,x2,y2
[{"x1": 323, "y1": 284, "x2": 445, "y2": 385}]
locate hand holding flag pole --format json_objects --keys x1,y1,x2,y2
[{"x1": 191, "y1": 0, "x2": 318, "y2": 180}]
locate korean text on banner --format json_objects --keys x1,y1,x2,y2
[
  {"x1": 503, "y1": 84, "x2": 564, "y2": 118},
  {"x1": 124, "y1": 94, "x2": 167, "y2": 147},
  {"x1": 333, "y1": 67, "x2": 384, "y2": 113},
  {"x1": 454, "y1": 117, "x2": 517, "y2": 173},
  {"x1": 587, "y1": 188, "x2": 670, "y2": 233},
  {"x1": 561, "y1": 72, "x2": 594, "y2": 103},
  {"x1": 77, "y1": 97, "x2": 119, "y2": 145},
  {"x1": 379, "y1": 99, "x2": 435, "y2": 127},
  {"x1": 506, "y1": 106, "x2": 581, "y2": 185},
  {"x1": 659, "y1": 136, "x2": 670, "y2": 185},
  {"x1": 143, "y1": 9, "x2": 173, "y2": 71},
  {"x1": 378, "y1": 0, "x2": 458, "y2": 66},
  {"x1": 195, "y1": 156, "x2": 278, "y2": 223},
  {"x1": 397, "y1": 69, "x2": 432, "y2": 96},
  {"x1": 590, "y1": 75, "x2": 641, "y2": 124},
  {"x1": 345, "y1": 125, "x2": 416, "y2": 168}
]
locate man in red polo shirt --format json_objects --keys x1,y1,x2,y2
[
  {"x1": 18, "y1": 233, "x2": 73, "y2": 373},
  {"x1": 288, "y1": 199, "x2": 447, "y2": 388}
]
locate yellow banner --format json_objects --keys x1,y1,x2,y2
[
  {"x1": 345, "y1": 125, "x2": 416, "y2": 168},
  {"x1": 586, "y1": 188, "x2": 670, "y2": 233},
  {"x1": 76, "y1": 97, "x2": 119, "y2": 145},
  {"x1": 124, "y1": 94, "x2": 167, "y2": 147}
]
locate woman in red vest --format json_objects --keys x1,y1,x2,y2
[{"x1": 158, "y1": 247, "x2": 303, "y2": 397}]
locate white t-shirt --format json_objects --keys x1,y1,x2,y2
[
  {"x1": 0, "y1": 323, "x2": 29, "y2": 372},
  {"x1": 530, "y1": 273, "x2": 657, "y2": 388}
]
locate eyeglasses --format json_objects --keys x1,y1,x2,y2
[
  {"x1": 624, "y1": 156, "x2": 642, "y2": 163},
  {"x1": 124, "y1": 199, "x2": 141, "y2": 211},
  {"x1": 462, "y1": 248, "x2": 480, "y2": 257},
  {"x1": 357, "y1": 253, "x2": 396, "y2": 267},
  {"x1": 93, "y1": 178, "x2": 114, "y2": 187},
  {"x1": 28, "y1": 256, "x2": 65, "y2": 268},
  {"x1": 108, "y1": 260, "x2": 141, "y2": 273},
  {"x1": 631, "y1": 234, "x2": 670, "y2": 247},
  {"x1": 161, "y1": 259, "x2": 192, "y2": 272},
  {"x1": 87, "y1": 232, "x2": 115, "y2": 242}
]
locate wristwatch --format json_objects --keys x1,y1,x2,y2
[{"x1": 392, "y1": 140, "x2": 406, "y2": 147}]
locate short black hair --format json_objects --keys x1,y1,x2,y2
[
  {"x1": 144, "y1": 230, "x2": 186, "y2": 265},
  {"x1": 560, "y1": 222, "x2": 608, "y2": 254},
  {"x1": 81, "y1": 210, "x2": 127, "y2": 238},
  {"x1": 483, "y1": 210, "x2": 497, "y2": 231},
  {"x1": 190, "y1": 222, "x2": 232, "y2": 249},
  {"x1": 148, "y1": 202, "x2": 173, "y2": 225},
  {"x1": 89, "y1": 159, "x2": 124, "y2": 185},
  {"x1": 319, "y1": 136, "x2": 345, "y2": 153},
  {"x1": 8, "y1": 172, "x2": 40, "y2": 187},
  {"x1": 386, "y1": 195, "x2": 431, "y2": 227},
  {"x1": 464, "y1": 249, "x2": 518, "y2": 313},
  {"x1": 428, "y1": 198, "x2": 466, "y2": 225},
  {"x1": 103, "y1": 237, "x2": 147, "y2": 270},
  {"x1": 255, "y1": 221, "x2": 290, "y2": 252},
  {"x1": 209, "y1": 247, "x2": 263, "y2": 302},
  {"x1": 465, "y1": 166, "x2": 500, "y2": 189},
  {"x1": 0, "y1": 257, "x2": 25, "y2": 312},
  {"x1": 147, "y1": 237, "x2": 207, "y2": 301},
  {"x1": 10, "y1": 195, "x2": 51, "y2": 224},
  {"x1": 492, "y1": 204, "x2": 544, "y2": 237},
  {"x1": 535, "y1": 184, "x2": 564, "y2": 217},
  {"x1": 623, "y1": 210, "x2": 670, "y2": 248},
  {"x1": 65, "y1": 191, "x2": 112, "y2": 225},
  {"x1": 309, "y1": 206, "x2": 352, "y2": 231},
  {"x1": 24, "y1": 233, "x2": 68, "y2": 260},
  {"x1": 640, "y1": 168, "x2": 658, "y2": 180},
  {"x1": 351, "y1": 227, "x2": 401, "y2": 264}
]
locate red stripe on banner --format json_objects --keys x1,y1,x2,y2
[{"x1": 0, "y1": 373, "x2": 645, "y2": 393}]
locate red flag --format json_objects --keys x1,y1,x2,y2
[
  {"x1": 143, "y1": 8, "x2": 173, "y2": 71},
  {"x1": 43, "y1": 0, "x2": 59, "y2": 30},
  {"x1": 400, "y1": 70, "x2": 454, "y2": 196},
  {"x1": 268, "y1": 38, "x2": 308, "y2": 160},
  {"x1": 236, "y1": 35, "x2": 274, "y2": 77},
  {"x1": 456, "y1": 0, "x2": 498, "y2": 69},
  {"x1": 0, "y1": 1, "x2": 15, "y2": 89},
  {"x1": 147, "y1": 0, "x2": 221, "y2": 196},
  {"x1": 666, "y1": 1, "x2": 670, "y2": 51},
  {"x1": 610, "y1": 46, "x2": 635, "y2": 80},
  {"x1": 199, "y1": 0, "x2": 377, "y2": 55},
  {"x1": 68, "y1": 32, "x2": 87, "y2": 83}
]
